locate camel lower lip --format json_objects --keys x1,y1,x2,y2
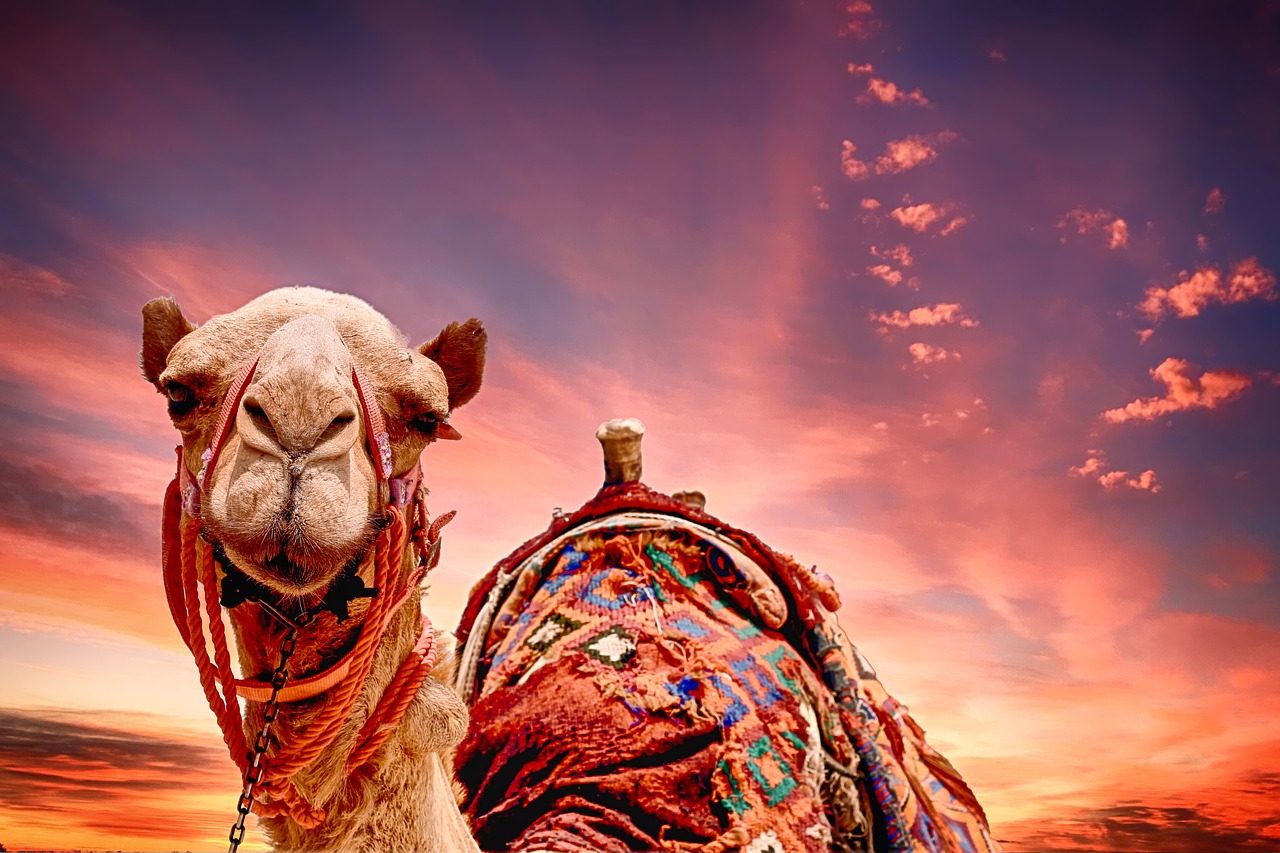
[{"x1": 264, "y1": 550, "x2": 322, "y2": 590}]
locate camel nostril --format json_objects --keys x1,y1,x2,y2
[
  {"x1": 319, "y1": 412, "x2": 356, "y2": 444},
  {"x1": 243, "y1": 400, "x2": 279, "y2": 444}
]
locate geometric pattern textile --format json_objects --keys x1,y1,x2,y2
[{"x1": 455, "y1": 482, "x2": 1003, "y2": 853}]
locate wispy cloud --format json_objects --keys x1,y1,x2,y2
[
  {"x1": 843, "y1": 133, "x2": 957, "y2": 179},
  {"x1": 875, "y1": 132, "x2": 955, "y2": 174},
  {"x1": 859, "y1": 77, "x2": 931, "y2": 107},
  {"x1": 889, "y1": 200, "x2": 966, "y2": 235},
  {"x1": 1204, "y1": 186, "x2": 1226, "y2": 214},
  {"x1": 1069, "y1": 453, "x2": 1107, "y2": 479},
  {"x1": 866, "y1": 246, "x2": 917, "y2": 288},
  {"x1": 872, "y1": 302, "x2": 979, "y2": 330},
  {"x1": 871, "y1": 244, "x2": 914, "y2": 267},
  {"x1": 811, "y1": 184, "x2": 830, "y2": 210},
  {"x1": 1073, "y1": 453, "x2": 1163, "y2": 493},
  {"x1": 1102, "y1": 358, "x2": 1251, "y2": 424},
  {"x1": 0, "y1": 708, "x2": 231, "y2": 847},
  {"x1": 868, "y1": 263, "x2": 904, "y2": 286},
  {"x1": 0, "y1": 457, "x2": 154, "y2": 557},
  {"x1": 1098, "y1": 469, "x2": 1161, "y2": 492},
  {"x1": 840, "y1": 0, "x2": 881, "y2": 39},
  {"x1": 908, "y1": 342, "x2": 957, "y2": 366},
  {"x1": 0, "y1": 253, "x2": 74, "y2": 296},
  {"x1": 1058, "y1": 208, "x2": 1129, "y2": 249},
  {"x1": 841, "y1": 139, "x2": 869, "y2": 179},
  {"x1": 1001, "y1": 795, "x2": 1280, "y2": 853},
  {"x1": 1139, "y1": 257, "x2": 1277, "y2": 319}
]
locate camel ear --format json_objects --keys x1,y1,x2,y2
[
  {"x1": 141, "y1": 297, "x2": 196, "y2": 387},
  {"x1": 418, "y1": 318, "x2": 487, "y2": 410}
]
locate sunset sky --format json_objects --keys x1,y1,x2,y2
[{"x1": 2, "y1": 2, "x2": 1279, "y2": 851}]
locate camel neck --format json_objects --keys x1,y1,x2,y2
[{"x1": 252, "y1": 613, "x2": 479, "y2": 852}]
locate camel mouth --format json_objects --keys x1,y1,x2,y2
[
  {"x1": 263, "y1": 549, "x2": 324, "y2": 594},
  {"x1": 206, "y1": 512, "x2": 384, "y2": 601}
]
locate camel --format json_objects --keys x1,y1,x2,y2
[
  {"x1": 142, "y1": 288, "x2": 1000, "y2": 853},
  {"x1": 141, "y1": 287, "x2": 484, "y2": 852}
]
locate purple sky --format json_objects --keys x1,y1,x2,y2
[{"x1": 1, "y1": 3, "x2": 1279, "y2": 850}]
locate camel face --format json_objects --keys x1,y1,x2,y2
[
  {"x1": 202, "y1": 313, "x2": 387, "y2": 595},
  {"x1": 142, "y1": 286, "x2": 486, "y2": 597}
]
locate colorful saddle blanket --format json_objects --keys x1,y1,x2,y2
[{"x1": 454, "y1": 483, "x2": 1001, "y2": 853}]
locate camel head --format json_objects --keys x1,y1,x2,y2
[{"x1": 140, "y1": 287, "x2": 485, "y2": 599}]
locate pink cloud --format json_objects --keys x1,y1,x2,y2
[
  {"x1": 1205, "y1": 186, "x2": 1226, "y2": 214},
  {"x1": 874, "y1": 131, "x2": 956, "y2": 175},
  {"x1": 840, "y1": 0, "x2": 881, "y2": 39},
  {"x1": 1196, "y1": 233, "x2": 1210, "y2": 252},
  {"x1": 872, "y1": 302, "x2": 978, "y2": 330},
  {"x1": 847, "y1": 62, "x2": 875, "y2": 76},
  {"x1": 1098, "y1": 469, "x2": 1162, "y2": 493},
  {"x1": 0, "y1": 303, "x2": 170, "y2": 442},
  {"x1": 908, "y1": 342, "x2": 956, "y2": 365},
  {"x1": 840, "y1": 139, "x2": 869, "y2": 180},
  {"x1": 871, "y1": 244, "x2": 914, "y2": 267},
  {"x1": 867, "y1": 263, "x2": 903, "y2": 286},
  {"x1": 1139, "y1": 257, "x2": 1277, "y2": 319},
  {"x1": 1068, "y1": 454, "x2": 1107, "y2": 479},
  {"x1": 1057, "y1": 208, "x2": 1129, "y2": 249},
  {"x1": 811, "y1": 184, "x2": 830, "y2": 210},
  {"x1": 867, "y1": 245, "x2": 918, "y2": 289},
  {"x1": 860, "y1": 78, "x2": 931, "y2": 107},
  {"x1": 1068, "y1": 452, "x2": 1160, "y2": 493},
  {"x1": 842, "y1": 134, "x2": 956, "y2": 181},
  {"x1": 890, "y1": 197, "x2": 942, "y2": 227},
  {"x1": 890, "y1": 199, "x2": 962, "y2": 234},
  {"x1": 0, "y1": 253, "x2": 74, "y2": 295},
  {"x1": 860, "y1": 197, "x2": 881, "y2": 210},
  {"x1": 1137, "y1": 328, "x2": 1155, "y2": 344},
  {"x1": 1102, "y1": 358, "x2": 1251, "y2": 424}
]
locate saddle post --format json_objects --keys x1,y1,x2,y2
[{"x1": 596, "y1": 417, "x2": 645, "y2": 485}]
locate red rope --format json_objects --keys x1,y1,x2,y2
[
  {"x1": 181, "y1": 516, "x2": 249, "y2": 771},
  {"x1": 177, "y1": 503, "x2": 438, "y2": 830}
]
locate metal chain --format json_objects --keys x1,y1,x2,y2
[{"x1": 227, "y1": 605, "x2": 311, "y2": 853}]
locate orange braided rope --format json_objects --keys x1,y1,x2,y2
[
  {"x1": 251, "y1": 510, "x2": 403, "y2": 824},
  {"x1": 276, "y1": 510, "x2": 404, "y2": 774},
  {"x1": 178, "y1": 503, "x2": 437, "y2": 829},
  {"x1": 347, "y1": 615, "x2": 438, "y2": 771},
  {"x1": 200, "y1": 534, "x2": 250, "y2": 771},
  {"x1": 181, "y1": 516, "x2": 249, "y2": 769}
]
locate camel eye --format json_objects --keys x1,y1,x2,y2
[
  {"x1": 410, "y1": 413, "x2": 439, "y2": 437},
  {"x1": 166, "y1": 382, "x2": 197, "y2": 417}
]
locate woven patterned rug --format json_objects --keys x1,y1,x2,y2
[{"x1": 455, "y1": 483, "x2": 1002, "y2": 853}]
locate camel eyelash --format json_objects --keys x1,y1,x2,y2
[
  {"x1": 409, "y1": 413, "x2": 440, "y2": 435},
  {"x1": 166, "y1": 381, "x2": 198, "y2": 417}
]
